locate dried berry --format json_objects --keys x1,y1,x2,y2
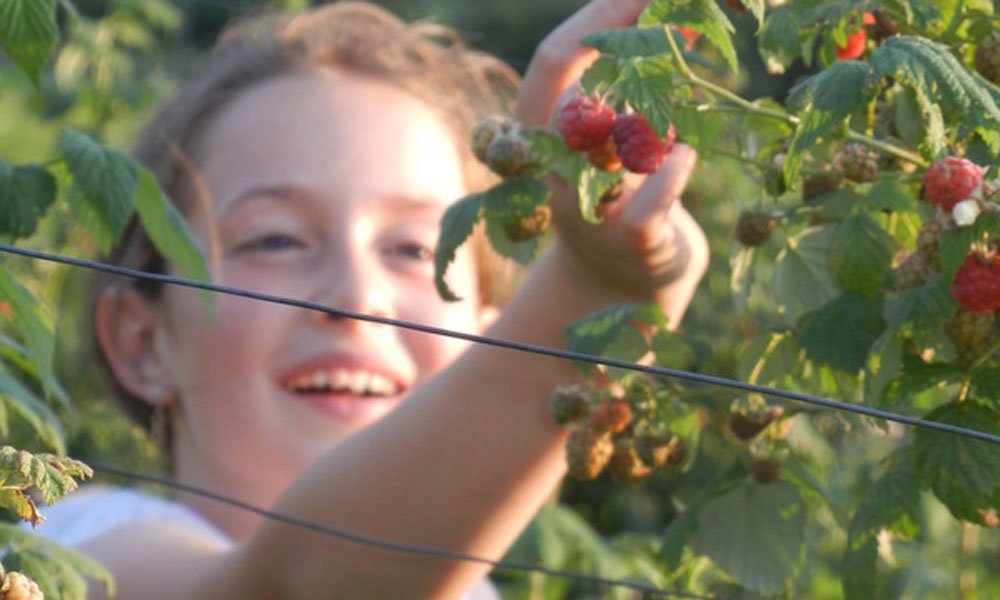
[
  {"x1": 484, "y1": 130, "x2": 537, "y2": 177},
  {"x1": 566, "y1": 427, "x2": 614, "y2": 480},
  {"x1": 802, "y1": 172, "x2": 840, "y2": 201},
  {"x1": 735, "y1": 210, "x2": 776, "y2": 247},
  {"x1": 586, "y1": 135, "x2": 623, "y2": 172},
  {"x1": 503, "y1": 205, "x2": 551, "y2": 242},
  {"x1": 947, "y1": 308, "x2": 996, "y2": 363},
  {"x1": 556, "y1": 95, "x2": 616, "y2": 151},
  {"x1": 836, "y1": 143, "x2": 878, "y2": 183},
  {"x1": 892, "y1": 251, "x2": 932, "y2": 291},
  {"x1": 548, "y1": 385, "x2": 591, "y2": 426},
  {"x1": 728, "y1": 406, "x2": 784, "y2": 441},
  {"x1": 609, "y1": 437, "x2": 653, "y2": 483},
  {"x1": 634, "y1": 433, "x2": 675, "y2": 468},
  {"x1": 750, "y1": 457, "x2": 782, "y2": 484},
  {"x1": 588, "y1": 399, "x2": 633, "y2": 435},
  {"x1": 1, "y1": 572, "x2": 43, "y2": 600},
  {"x1": 916, "y1": 218, "x2": 944, "y2": 271},
  {"x1": 471, "y1": 116, "x2": 512, "y2": 164},
  {"x1": 923, "y1": 157, "x2": 984, "y2": 212}
]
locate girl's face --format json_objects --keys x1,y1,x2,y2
[{"x1": 156, "y1": 72, "x2": 493, "y2": 500}]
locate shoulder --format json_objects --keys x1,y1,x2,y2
[{"x1": 31, "y1": 485, "x2": 232, "y2": 549}]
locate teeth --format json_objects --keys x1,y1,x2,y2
[{"x1": 287, "y1": 368, "x2": 399, "y2": 396}]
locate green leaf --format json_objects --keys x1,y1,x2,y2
[
  {"x1": 829, "y1": 213, "x2": 894, "y2": 297},
  {"x1": 58, "y1": 129, "x2": 138, "y2": 246},
  {"x1": 884, "y1": 275, "x2": 957, "y2": 345},
  {"x1": 0, "y1": 162, "x2": 57, "y2": 240},
  {"x1": 482, "y1": 177, "x2": 551, "y2": 266},
  {"x1": 971, "y1": 365, "x2": 1000, "y2": 406},
  {"x1": 671, "y1": 103, "x2": 728, "y2": 155},
  {"x1": 0, "y1": 523, "x2": 116, "y2": 599},
  {"x1": 737, "y1": 331, "x2": 801, "y2": 387},
  {"x1": 842, "y1": 451, "x2": 920, "y2": 600},
  {"x1": 798, "y1": 293, "x2": 886, "y2": 373},
  {"x1": 914, "y1": 400, "x2": 1000, "y2": 524},
  {"x1": 612, "y1": 55, "x2": 675, "y2": 139},
  {"x1": 758, "y1": 5, "x2": 802, "y2": 73},
  {"x1": 865, "y1": 329, "x2": 904, "y2": 403},
  {"x1": 0, "y1": 363, "x2": 64, "y2": 453},
  {"x1": 433, "y1": 193, "x2": 485, "y2": 301},
  {"x1": 871, "y1": 36, "x2": 1000, "y2": 153},
  {"x1": 658, "y1": 505, "x2": 698, "y2": 572},
  {"x1": 0, "y1": 263, "x2": 60, "y2": 410},
  {"x1": 640, "y1": 0, "x2": 738, "y2": 72},
  {"x1": 785, "y1": 61, "x2": 877, "y2": 182},
  {"x1": 772, "y1": 225, "x2": 840, "y2": 321},
  {"x1": 134, "y1": 168, "x2": 212, "y2": 310},
  {"x1": 729, "y1": 245, "x2": 755, "y2": 313},
  {"x1": 580, "y1": 55, "x2": 621, "y2": 96},
  {"x1": 529, "y1": 131, "x2": 619, "y2": 224},
  {"x1": 690, "y1": 482, "x2": 807, "y2": 595},
  {"x1": 881, "y1": 362, "x2": 963, "y2": 409},
  {"x1": 565, "y1": 303, "x2": 667, "y2": 374},
  {"x1": 866, "y1": 176, "x2": 918, "y2": 213},
  {"x1": 939, "y1": 213, "x2": 1000, "y2": 281},
  {"x1": 0, "y1": 0, "x2": 57, "y2": 85},
  {"x1": 581, "y1": 26, "x2": 670, "y2": 58}
]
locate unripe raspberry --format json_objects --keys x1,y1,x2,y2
[
  {"x1": 871, "y1": 11, "x2": 899, "y2": 43},
  {"x1": 1, "y1": 572, "x2": 43, "y2": 600},
  {"x1": 952, "y1": 252, "x2": 1000, "y2": 314},
  {"x1": 566, "y1": 427, "x2": 614, "y2": 480},
  {"x1": 751, "y1": 457, "x2": 782, "y2": 484},
  {"x1": 548, "y1": 385, "x2": 591, "y2": 426},
  {"x1": 975, "y1": 31, "x2": 1000, "y2": 85},
  {"x1": 923, "y1": 157, "x2": 984, "y2": 212},
  {"x1": 503, "y1": 205, "x2": 551, "y2": 242},
  {"x1": 588, "y1": 399, "x2": 633, "y2": 435},
  {"x1": 892, "y1": 251, "x2": 932, "y2": 291},
  {"x1": 586, "y1": 136, "x2": 623, "y2": 172},
  {"x1": 470, "y1": 116, "x2": 512, "y2": 164},
  {"x1": 836, "y1": 143, "x2": 878, "y2": 183},
  {"x1": 609, "y1": 437, "x2": 653, "y2": 483},
  {"x1": 484, "y1": 130, "x2": 538, "y2": 178},
  {"x1": 947, "y1": 308, "x2": 996, "y2": 363},
  {"x1": 634, "y1": 433, "x2": 675, "y2": 468},
  {"x1": 802, "y1": 172, "x2": 840, "y2": 201},
  {"x1": 556, "y1": 95, "x2": 616, "y2": 151},
  {"x1": 916, "y1": 218, "x2": 944, "y2": 271},
  {"x1": 735, "y1": 210, "x2": 775, "y2": 247},
  {"x1": 728, "y1": 406, "x2": 784, "y2": 442},
  {"x1": 611, "y1": 113, "x2": 675, "y2": 174}
]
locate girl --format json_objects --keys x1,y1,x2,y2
[{"x1": 37, "y1": 1, "x2": 708, "y2": 598}]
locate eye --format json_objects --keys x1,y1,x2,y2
[
  {"x1": 392, "y1": 242, "x2": 433, "y2": 261},
  {"x1": 237, "y1": 233, "x2": 306, "y2": 253}
]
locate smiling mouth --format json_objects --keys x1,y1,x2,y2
[{"x1": 284, "y1": 368, "x2": 401, "y2": 397}]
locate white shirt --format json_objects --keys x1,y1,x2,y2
[{"x1": 32, "y1": 486, "x2": 500, "y2": 599}]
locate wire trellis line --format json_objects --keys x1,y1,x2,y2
[
  {"x1": 90, "y1": 462, "x2": 713, "y2": 599},
  {"x1": 2, "y1": 241, "x2": 999, "y2": 446}
]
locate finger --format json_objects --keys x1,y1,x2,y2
[
  {"x1": 620, "y1": 144, "x2": 697, "y2": 248},
  {"x1": 516, "y1": 0, "x2": 650, "y2": 126}
]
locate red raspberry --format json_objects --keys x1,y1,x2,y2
[
  {"x1": 835, "y1": 13, "x2": 874, "y2": 60},
  {"x1": 555, "y1": 95, "x2": 616, "y2": 151},
  {"x1": 952, "y1": 252, "x2": 1000, "y2": 314},
  {"x1": 611, "y1": 114, "x2": 675, "y2": 174},
  {"x1": 672, "y1": 26, "x2": 700, "y2": 51},
  {"x1": 923, "y1": 157, "x2": 984, "y2": 212}
]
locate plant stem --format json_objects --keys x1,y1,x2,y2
[{"x1": 663, "y1": 25, "x2": 928, "y2": 169}]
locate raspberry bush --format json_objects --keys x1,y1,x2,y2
[{"x1": 435, "y1": 0, "x2": 1000, "y2": 597}]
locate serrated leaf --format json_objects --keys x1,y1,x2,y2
[
  {"x1": 135, "y1": 168, "x2": 212, "y2": 311},
  {"x1": 867, "y1": 176, "x2": 918, "y2": 213},
  {"x1": 772, "y1": 225, "x2": 840, "y2": 320},
  {"x1": 914, "y1": 400, "x2": 1000, "y2": 524},
  {"x1": 640, "y1": 0, "x2": 738, "y2": 72},
  {"x1": 672, "y1": 103, "x2": 728, "y2": 155},
  {"x1": 939, "y1": 213, "x2": 1000, "y2": 281},
  {"x1": 565, "y1": 303, "x2": 667, "y2": 373},
  {"x1": 971, "y1": 365, "x2": 1000, "y2": 406},
  {"x1": 580, "y1": 55, "x2": 621, "y2": 96},
  {"x1": 865, "y1": 329, "x2": 904, "y2": 403},
  {"x1": 758, "y1": 5, "x2": 801, "y2": 73},
  {"x1": 0, "y1": 0, "x2": 57, "y2": 85},
  {"x1": 0, "y1": 523, "x2": 115, "y2": 598},
  {"x1": 58, "y1": 129, "x2": 137, "y2": 243},
  {"x1": 843, "y1": 451, "x2": 920, "y2": 599},
  {"x1": 884, "y1": 275, "x2": 957, "y2": 342},
  {"x1": 737, "y1": 331, "x2": 800, "y2": 387},
  {"x1": 0, "y1": 162, "x2": 57, "y2": 240},
  {"x1": 798, "y1": 293, "x2": 886, "y2": 373},
  {"x1": 0, "y1": 363, "x2": 64, "y2": 453},
  {"x1": 690, "y1": 482, "x2": 806, "y2": 595},
  {"x1": 785, "y1": 61, "x2": 877, "y2": 183},
  {"x1": 433, "y1": 193, "x2": 484, "y2": 301},
  {"x1": 482, "y1": 177, "x2": 550, "y2": 266},
  {"x1": 829, "y1": 213, "x2": 894, "y2": 297},
  {"x1": 881, "y1": 362, "x2": 963, "y2": 409},
  {"x1": 581, "y1": 26, "x2": 670, "y2": 58},
  {"x1": 659, "y1": 504, "x2": 698, "y2": 571},
  {"x1": 871, "y1": 36, "x2": 1000, "y2": 152},
  {"x1": 0, "y1": 263, "x2": 60, "y2": 412},
  {"x1": 612, "y1": 55, "x2": 675, "y2": 139},
  {"x1": 529, "y1": 131, "x2": 619, "y2": 224}
]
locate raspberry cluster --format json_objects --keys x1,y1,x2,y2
[
  {"x1": 556, "y1": 94, "x2": 676, "y2": 175},
  {"x1": 549, "y1": 384, "x2": 684, "y2": 482},
  {"x1": 470, "y1": 116, "x2": 538, "y2": 178}
]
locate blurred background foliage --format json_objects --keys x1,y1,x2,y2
[{"x1": 3, "y1": 0, "x2": 997, "y2": 598}]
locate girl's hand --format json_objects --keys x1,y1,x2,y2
[{"x1": 515, "y1": 0, "x2": 709, "y2": 319}]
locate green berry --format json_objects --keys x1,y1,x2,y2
[{"x1": 735, "y1": 210, "x2": 776, "y2": 247}]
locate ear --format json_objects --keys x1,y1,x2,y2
[
  {"x1": 476, "y1": 303, "x2": 500, "y2": 334},
  {"x1": 94, "y1": 286, "x2": 174, "y2": 407}
]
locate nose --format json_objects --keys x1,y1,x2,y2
[{"x1": 311, "y1": 246, "x2": 395, "y2": 326}]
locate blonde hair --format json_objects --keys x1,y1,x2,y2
[{"x1": 94, "y1": 1, "x2": 521, "y2": 437}]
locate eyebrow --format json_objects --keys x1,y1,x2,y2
[{"x1": 221, "y1": 184, "x2": 449, "y2": 215}]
